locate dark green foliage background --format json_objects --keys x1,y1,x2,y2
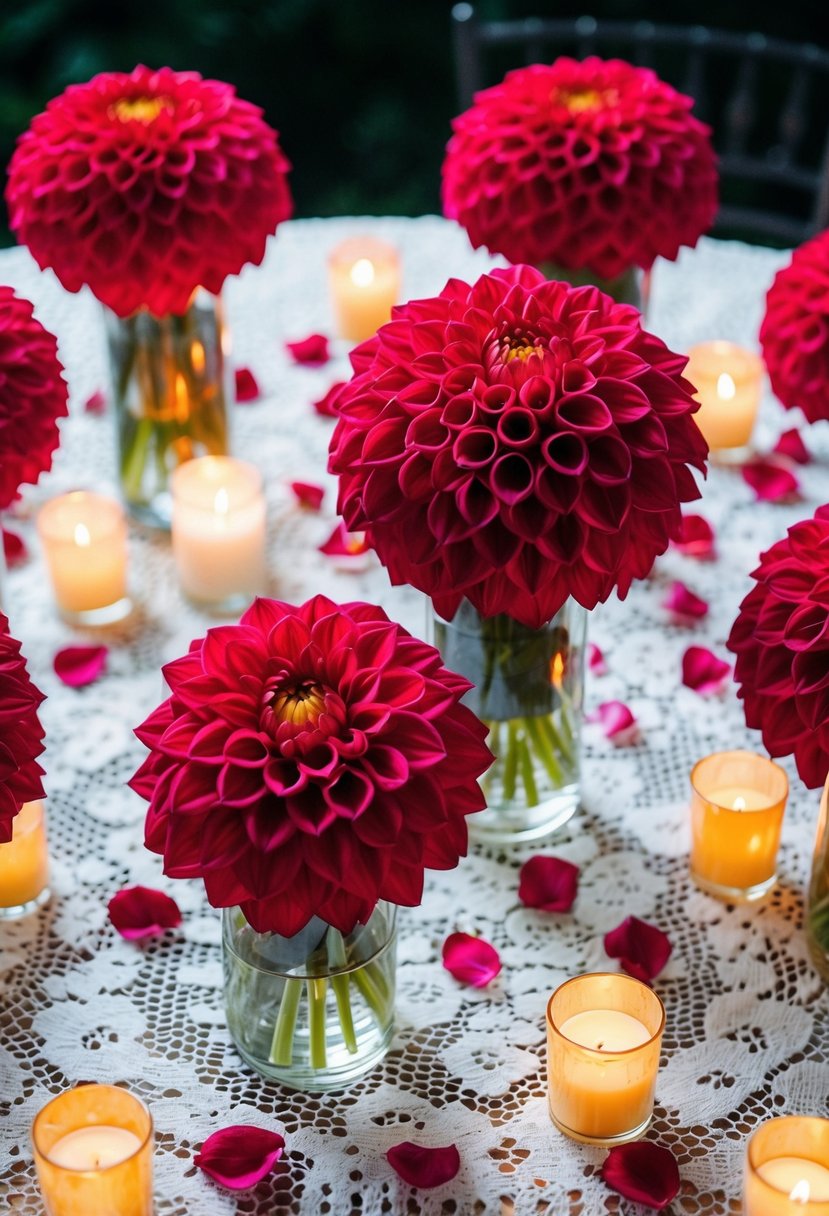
[{"x1": 1, "y1": 0, "x2": 827, "y2": 246}]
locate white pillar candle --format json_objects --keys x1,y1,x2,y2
[
  {"x1": 685, "y1": 341, "x2": 763, "y2": 455},
  {"x1": 328, "y1": 236, "x2": 401, "y2": 343},
  {"x1": 559, "y1": 1010, "x2": 651, "y2": 1051},
  {"x1": 37, "y1": 492, "x2": 131, "y2": 624}
]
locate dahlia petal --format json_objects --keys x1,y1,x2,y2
[
  {"x1": 286, "y1": 333, "x2": 330, "y2": 365},
  {"x1": 84, "y1": 389, "x2": 107, "y2": 415},
  {"x1": 319, "y1": 522, "x2": 369, "y2": 558},
  {"x1": 590, "y1": 700, "x2": 640, "y2": 745},
  {"x1": 682, "y1": 646, "x2": 730, "y2": 694},
  {"x1": 518, "y1": 855, "x2": 579, "y2": 912},
  {"x1": 601, "y1": 1142, "x2": 680, "y2": 1209},
  {"x1": 195, "y1": 1126, "x2": 284, "y2": 1190},
  {"x1": 673, "y1": 513, "x2": 716, "y2": 559},
  {"x1": 442, "y1": 932, "x2": 501, "y2": 987},
  {"x1": 313, "y1": 380, "x2": 347, "y2": 417},
  {"x1": 587, "y1": 642, "x2": 608, "y2": 675},
  {"x1": 107, "y1": 885, "x2": 182, "y2": 940},
  {"x1": 386, "y1": 1142, "x2": 461, "y2": 1189},
  {"x1": 773, "y1": 428, "x2": 810, "y2": 464},
  {"x1": 604, "y1": 915, "x2": 672, "y2": 982},
  {"x1": 3, "y1": 529, "x2": 28, "y2": 567},
  {"x1": 662, "y1": 580, "x2": 709, "y2": 622},
  {"x1": 234, "y1": 367, "x2": 260, "y2": 402},
  {"x1": 53, "y1": 644, "x2": 108, "y2": 688},
  {"x1": 742, "y1": 457, "x2": 800, "y2": 503},
  {"x1": 289, "y1": 480, "x2": 325, "y2": 510}
]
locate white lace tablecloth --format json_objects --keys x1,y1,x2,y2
[{"x1": 1, "y1": 218, "x2": 828, "y2": 1216}]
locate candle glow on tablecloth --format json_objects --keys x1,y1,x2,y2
[
  {"x1": 328, "y1": 236, "x2": 401, "y2": 343},
  {"x1": 745, "y1": 1117, "x2": 829, "y2": 1215},
  {"x1": 0, "y1": 800, "x2": 49, "y2": 917},
  {"x1": 37, "y1": 491, "x2": 131, "y2": 624},
  {"x1": 685, "y1": 341, "x2": 763, "y2": 456}
]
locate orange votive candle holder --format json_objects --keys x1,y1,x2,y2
[
  {"x1": 0, "y1": 800, "x2": 50, "y2": 918},
  {"x1": 685, "y1": 341, "x2": 763, "y2": 460},
  {"x1": 744, "y1": 1117, "x2": 829, "y2": 1214}
]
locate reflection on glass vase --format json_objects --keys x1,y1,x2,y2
[
  {"x1": 105, "y1": 290, "x2": 230, "y2": 529},
  {"x1": 536, "y1": 261, "x2": 651, "y2": 316},
  {"x1": 223, "y1": 902, "x2": 397, "y2": 1092},
  {"x1": 807, "y1": 774, "x2": 829, "y2": 984},
  {"x1": 432, "y1": 599, "x2": 587, "y2": 844}
]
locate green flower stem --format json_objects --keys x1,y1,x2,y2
[
  {"x1": 351, "y1": 963, "x2": 389, "y2": 1025},
  {"x1": 524, "y1": 715, "x2": 565, "y2": 786},
  {"x1": 268, "y1": 976, "x2": 302, "y2": 1067},
  {"x1": 810, "y1": 894, "x2": 829, "y2": 951},
  {"x1": 120, "y1": 417, "x2": 155, "y2": 501},
  {"x1": 502, "y1": 721, "x2": 519, "y2": 802},
  {"x1": 327, "y1": 929, "x2": 358, "y2": 1056},
  {"x1": 516, "y1": 735, "x2": 539, "y2": 806},
  {"x1": 307, "y1": 977, "x2": 328, "y2": 1069},
  {"x1": 539, "y1": 711, "x2": 574, "y2": 771}
]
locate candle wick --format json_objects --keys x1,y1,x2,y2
[{"x1": 596, "y1": 1040, "x2": 604, "y2": 1050}]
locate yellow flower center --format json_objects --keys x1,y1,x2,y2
[
  {"x1": 555, "y1": 87, "x2": 617, "y2": 114},
  {"x1": 110, "y1": 96, "x2": 171, "y2": 124},
  {"x1": 270, "y1": 682, "x2": 327, "y2": 727},
  {"x1": 502, "y1": 335, "x2": 543, "y2": 364}
]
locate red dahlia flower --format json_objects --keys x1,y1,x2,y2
[
  {"x1": 7, "y1": 65, "x2": 293, "y2": 319},
  {"x1": 130, "y1": 596, "x2": 491, "y2": 935},
  {"x1": 0, "y1": 613, "x2": 46, "y2": 842},
  {"x1": 760, "y1": 230, "x2": 829, "y2": 424},
  {"x1": 328, "y1": 266, "x2": 707, "y2": 629},
  {"x1": 0, "y1": 288, "x2": 68, "y2": 510},
  {"x1": 727, "y1": 505, "x2": 829, "y2": 788},
  {"x1": 442, "y1": 57, "x2": 717, "y2": 280}
]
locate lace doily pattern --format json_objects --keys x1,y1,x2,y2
[{"x1": 1, "y1": 220, "x2": 827, "y2": 1215}]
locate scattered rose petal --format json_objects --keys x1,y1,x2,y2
[
  {"x1": 589, "y1": 700, "x2": 640, "y2": 746},
  {"x1": 773, "y1": 428, "x2": 810, "y2": 464},
  {"x1": 604, "y1": 915, "x2": 673, "y2": 982},
  {"x1": 601, "y1": 1142, "x2": 680, "y2": 1210},
  {"x1": 290, "y1": 481, "x2": 325, "y2": 511},
  {"x1": 681, "y1": 645, "x2": 730, "y2": 695},
  {"x1": 518, "y1": 855, "x2": 579, "y2": 913},
  {"x1": 587, "y1": 642, "x2": 608, "y2": 675},
  {"x1": 673, "y1": 513, "x2": 716, "y2": 560},
  {"x1": 662, "y1": 580, "x2": 709, "y2": 623},
  {"x1": 286, "y1": 333, "x2": 330, "y2": 365},
  {"x1": 442, "y1": 932, "x2": 501, "y2": 987},
  {"x1": 386, "y1": 1142, "x2": 461, "y2": 1189},
  {"x1": 3, "y1": 528, "x2": 28, "y2": 567},
  {"x1": 108, "y1": 885, "x2": 182, "y2": 940},
  {"x1": 83, "y1": 389, "x2": 106, "y2": 416},
  {"x1": 742, "y1": 456, "x2": 800, "y2": 502},
  {"x1": 195, "y1": 1126, "x2": 285, "y2": 1190},
  {"x1": 313, "y1": 380, "x2": 346, "y2": 417},
  {"x1": 53, "y1": 645, "x2": 108, "y2": 688},
  {"x1": 235, "y1": 368, "x2": 260, "y2": 402},
  {"x1": 318, "y1": 522, "x2": 369, "y2": 557}
]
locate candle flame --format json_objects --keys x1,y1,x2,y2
[
  {"x1": 350, "y1": 258, "x2": 375, "y2": 288},
  {"x1": 190, "y1": 340, "x2": 205, "y2": 375},
  {"x1": 790, "y1": 1180, "x2": 811, "y2": 1203},
  {"x1": 733, "y1": 796, "x2": 747, "y2": 811},
  {"x1": 551, "y1": 653, "x2": 565, "y2": 689},
  {"x1": 174, "y1": 372, "x2": 189, "y2": 422},
  {"x1": 74, "y1": 523, "x2": 91, "y2": 548},
  {"x1": 717, "y1": 372, "x2": 736, "y2": 401},
  {"x1": 214, "y1": 488, "x2": 229, "y2": 516}
]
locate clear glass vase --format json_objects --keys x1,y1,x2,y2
[
  {"x1": 222, "y1": 902, "x2": 397, "y2": 1091},
  {"x1": 432, "y1": 599, "x2": 587, "y2": 844},
  {"x1": 536, "y1": 261, "x2": 651, "y2": 317},
  {"x1": 105, "y1": 290, "x2": 230, "y2": 529},
  {"x1": 807, "y1": 775, "x2": 829, "y2": 983}
]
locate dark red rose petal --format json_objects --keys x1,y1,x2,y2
[
  {"x1": 313, "y1": 380, "x2": 347, "y2": 418},
  {"x1": 518, "y1": 855, "x2": 579, "y2": 913},
  {"x1": 773, "y1": 428, "x2": 810, "y2": 464},
  {"x1": 235, "y1": 368, "x2": 260, "y2": 403},
  {"x1": 742, "y1": 457, "x2": 799, "y2": 502},
  {"x1": 681, "y1": 645, "x2": 730, "y2": 694},
  {"x1": 84, "y1": 389, "x2": 107, "y2": 416},
  {"x1": 195, "y1": 1125, "x2": 285, "y2": 1190},
  {"x1": 386, "y1": 1141, "x2": 460, "y2": 1189},
  {"x1": 673, "y1": 513, "x2": 716, "y2": 560},
  {"x1": 54, "y1": 645, "x2": 108, "y2": 688},
  {"x1": 108, "y1": 885, "x2": 182, "y2": 940},
  {"x1": 604, "y1": 915, "x2": 672, "y2": 983},
  {"x1": 286, "y1": 333, "x2": 330, "y2": 365},
  {"x1": 601, "y1": 1142, "x2": 680, "y2": 1209},
  {"x1": 3, "y1": 529, "x2": 28, "y2": 567},
  {"x1": 290, "y1": 481, "x2": 325, "y2": 511},
  {"x1": 442, "y1": 932, "x2": 501, "y2": 987}
]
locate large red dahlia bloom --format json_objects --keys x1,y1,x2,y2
[
  {"x1": 0, "y1": 287, "x2": 68, "y2": 510},
  {"x1": 442, "y1": 57, "x2": 718, "y2": 279},
  {"x1": 130, "y1": 596, "x2": 491, "y2": 935},
  {"x1": 328, "y1": 266, "x2": 707, "y2": 629},
  {"x1": 0, "y1": 613, "x2": 46, "y2": 843},
  {"x1": 727, "y1": 506, "x2": 829, "y2": 788},
  {"x1": 760, "y1": 231, "x2": 829, "y2": 424},
  {"x1": 7, "y1": 65, "x2": 293, "y2": 318}
]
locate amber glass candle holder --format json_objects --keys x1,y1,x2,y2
[
  {"x1": 328, "y1": 236, "x2": 401, "y2": 343},
  {"x1": 685, "y1": 341, "x2": 763, "y2": 463},
  {"x1": 37, "y1": 491, "x2": 132, "y2": 626},
  {"x1": 33, "y1": 1085, "x2": 153, "y2": 1216},
  {"x1": 0, "y1": 800, "x2": 50, "y2": 918},
  {"x1": 546, "y1": 972, "x2": 665, "y2": 1146},
  {"x1": 690, "y1": 750, "x2": 788, "y2": 903},
  {"x1": 744, "y1": 1117, "x2": 829, "y2": 1214}
]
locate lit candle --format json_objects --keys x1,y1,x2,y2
[
  {"x1": 0, "y1": 800, "x2": 49, "y2": 918},
  {"x1": 745, "y1": 1117, "x2": 829, "y2": 1215},
  {"x1": 547, "y1": 972, "x2": 665, "y2": 1145},
  {"x1": 37, "y1": 492, "x2": 131, "y2": 625},
  {"x1": 171, "y1": 455, "x2": 266, "y2": 612},
  {"x1": 328, "y1": 236, "x2": 401, "y2": 342},
  {"x1": 690, "y1": 750, "x2": 788, "y2": 902},
  {"x1": 32, "y1": 1084, "x2": 153, "y2": 1216},
  {"x1": 685, "y1": 341, "x2": 763, "y2": 457}
]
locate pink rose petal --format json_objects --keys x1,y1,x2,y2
[
  {"x1": 442, "y1": 932, "x2": 501, "y2": 988},
  {"x1": 773, "y1": 428, "x2": 810, "y2": 464},
  {"x1": 53, "y1": 645, "x2": 108, "y2": 688},
  {"x1": 742, "y1": 457, "x2": 800, "y2": 502},
  {"x1": 108, "y1": 885, "x2": 182, "y2": 940},
  {"x1": 3, "y1": 528, "x2": 28, "y2": 567},
  {"x1": 673, "y1": 513, "x2": 716, "y2": 560},
  {"x1": 235, "y1": 368, "x2": 260, "y2": 403},
  {"x1": 318, "y1": 521, "x2": 369, "y2": 557},
  {"x1": 681, "y1": 645, "x2": 730, "y2": 695},
  {"x1": 518, "y1": 855, "x2": 579, "y2": 913},
  {"x1": 604, "y1": 915, "x2": 673, "y2": 983},
  {"x1": 602, "y1": 1142, "x2": 680, "y2": 1210},
  {"x1": 290, "y1": 481, "x2": 325, "y2": 511},
  {"x1": 587, "y1": 642, "x2": 608, "y2": 675},
  {"x1": 589, "y1": 700, "x2": 640, "y2": 746},
  {"x1": 386, "y1": 1142, "x2": 461, "y2": 1189},
  {"x1": 83, "y1": 389, "x2": 106, "y2": 416},
  {"x1": 286, "y1": 333, "x2": 330, "y2": 366},
  {"x1": 195, "y1": 1125, "x2": 285, "y2": 1190},
  {"x1": 313, "y1": 380, "x2": 346, "y2": 418},
  {"x1": 662, "y1": 580, "x2": 709, "y2": 623}
]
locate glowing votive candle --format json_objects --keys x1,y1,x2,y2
[
  {"x1": 745, "y1": 1117, "x2": 829, "y2": 1215},
  {"x1": 171, "y1": 456, "x2": 266, "y2": 612},
  {"x1": 690, "y1": 750, "x2": 788, "y2": 902},
  {"x1": 547, "y1": 972, "x2": 665, "y2": 1145},
  {"x1": 328, "y1": 236, "x2": 401, "y2": 342},
  {"x1": 32, "y1": 1084, "x2": 153, "y2": 1216},
  {"x1": 37, "y1": 492, "x2": 131, "y2": 625},
  {"x1": 0, "y1": 800, "x2": 49, "y2": 918},
  {"x1": 685, "y1": 341, "x2": 763, "y2": 457}
]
